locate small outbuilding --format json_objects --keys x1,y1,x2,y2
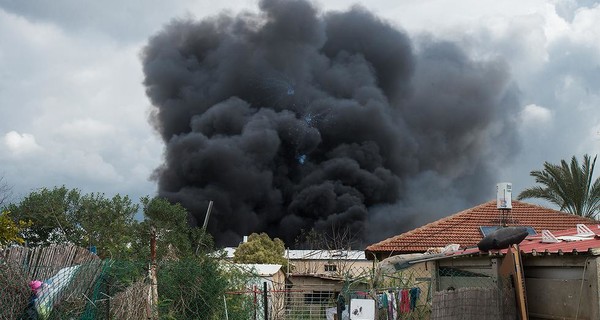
[{"x1": 427, "y1": 224, "x2": 600, "y2": 319}]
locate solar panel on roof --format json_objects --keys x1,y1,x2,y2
[{"x1": 479, "y1": 226, "x2": 536, "y2": 237}]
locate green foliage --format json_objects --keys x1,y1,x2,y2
[
  {"x1": 131, "y1": 196, "x2": 213, "y2": 261},
  {"x1": 77, "y1": 193, "x2": 139, "y2": 259},
  {"x1": 518, "y1": 154, "x2": 600, "y2": 218},
  {"x1": 0, "y1": 210, "x2": 30, "y2": 246},
  {"x1": 158, "y1": 258, "x2": 225, "y2": 319},
  {"x1": 7, "y1": 186, "x2": 82, "y2": 245},
  {"x1": 233, "y1": 233, "x2": 288, "y2": 270},
  {"x1": 141, "y1": 196, "x2": 188, "y2": 229},
  {"x1": 105, "y1": 260, "x2": 148, "y2": 290},
  {"x1": 7, "y1": 186, "x2": 139, "y2": 258},
  {"x1": 100, "y1": 258, "x2": 253, "y2": 320},
  {"x1": 8, "y1": 189, "x2": 213, "y2": 261}
]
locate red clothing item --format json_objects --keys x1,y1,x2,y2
[{"x1": 400, "y1": 289, "x2": 410, "y2": 313}]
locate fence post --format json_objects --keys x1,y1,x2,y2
[
  {"x1": 254, "y1": 285, "x2": 257, "y2": 320},
  {"x1": 106, "y1": 275, "x2": 111, "y2": 320},
  {"x1": 263, "y1": 281, "x2": 268, "y2": 320},
  {"x1": 223, "y1": 295, "x2": 229, "y2": 320},
  {"x1": 337, "y1": 293, "x2": 345, "y2": 320}
]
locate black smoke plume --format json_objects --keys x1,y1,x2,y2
[{"x1": 142, "y1": 0, "x2": 520, "y2": 246}]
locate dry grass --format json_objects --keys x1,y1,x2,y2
[
  {"x1": 109, "y1": 279, "x2": 152, "y2": 319},
  {"x1": 0, "y1": 264, "x2": 31, "y2": 320}
]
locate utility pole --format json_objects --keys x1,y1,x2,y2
[
  {"x1": 195, "y1": 200, "x2": 214, "y2": 256},
  {"x1": 202, "y1": 200, "x2": 213, "y2": 230}
]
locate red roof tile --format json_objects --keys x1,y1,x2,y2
[{"x1": 366, "y1": 200, "x2": 597, "y2": 257}]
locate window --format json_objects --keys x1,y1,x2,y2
[
  {"x1": 304, "y1": 291, "x2": 336, "y2": 304},
  {"x1": 324, "y1": 264, "x2": 337, "y2": 272}
]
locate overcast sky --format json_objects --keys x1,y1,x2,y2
[{"x1": 1, "y1": 0, "x2": 599, "y2": 210}]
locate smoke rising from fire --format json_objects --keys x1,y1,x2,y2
[{"x1": 142, "y1": 0, "x2": 519, "y2": 246}]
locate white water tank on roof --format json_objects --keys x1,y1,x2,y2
[{"x1": 497, "y1": 182, "x2": 512, "y2": 209}]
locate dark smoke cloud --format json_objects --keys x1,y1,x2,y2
[{"x1": 142, "y1": 0, "x2": 520, "y2": 246}]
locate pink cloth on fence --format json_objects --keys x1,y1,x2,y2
[{"x1": 29, "y1": 280, "x2": 43, "y2": 293}]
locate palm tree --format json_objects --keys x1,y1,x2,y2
[{"x1": 518, "y1": 154, "x2": 600, "y2": 218}]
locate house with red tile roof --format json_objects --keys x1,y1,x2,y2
[{"x1": 366, "y1": 200, "x2": 597, "y2": 260}]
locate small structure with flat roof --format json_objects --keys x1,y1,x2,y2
[{"x1": 426, "y1": 224, "x2": 600, "y2": 319}]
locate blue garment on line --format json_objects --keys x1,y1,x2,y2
[{"x1": 409, "y1": 287, "x2": 421, "y2": 311}]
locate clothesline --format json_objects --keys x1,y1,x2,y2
[
  {"x1": 346, "y1": 287, "x2": 422, "y2": 315},
  {"x1": 346, "y1": 280, "x2": 428, "y2": 295}
]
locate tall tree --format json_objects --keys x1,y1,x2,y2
[
  {"x1": 518, "y1": 154, "x2": 600, "y2": 218},
  {"x1": 8, "y1": 186, "x2": 139, "y2": 256},
  {"x1": 76, "y1": 193, "x2": 139, "y2": 259},
  {"x1": 233, "y1": 232, "x2": 288, "y2": 271},
  {"x1": 131, "y1": 196, "x2": 212, "y2": 261},
  {"x1": 8, "y1": 186, "x2": 82, "y2": 245},
  {"x1": 0, "y1": 210, "x2": 30, "y2": 246}
]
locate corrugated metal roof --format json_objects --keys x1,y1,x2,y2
[
  {"x1": 366, "y1": 200, "x2": 597, "y2": 256},
  {"x1": 421, "y1": 224, "x2": 600, "y2": 262},
  {"x1": 214, "y1": 248, "x2": 367, "y2": 260},
  {"x1": 285, "y1": 249, "x2": 366, "y2": 260},
  {"x1": 513, "y1": 224, "x2": 600, "y2": 255},
  {"x1": 210, "y1": 247, "x2": 236, "y2": 259},
  {"x1": 232, "y1": 263, "x2": 283, "y2": 276}
]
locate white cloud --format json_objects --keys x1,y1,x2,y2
[
  {"x1": 578, "y1": 123, "x2": 600, "y2": 155},
  {"x1": 3, "y1": 131, "x2": 42, "y2": 156},
  {"x1": 0, "y1": 6, "x2": 162, "y2": 202},
  {"x1": 57, "y1": 118, "x2": 114, "y2": 137},
  {"x1": 520, "y1": 104, "x2": 553, "y2": 127},
  {"x1": 570, "y1": 4, "x2": 600, "y2": 49},
  {"x1": 57, "y1": 149, "x2": 123, "y2": 184}
]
